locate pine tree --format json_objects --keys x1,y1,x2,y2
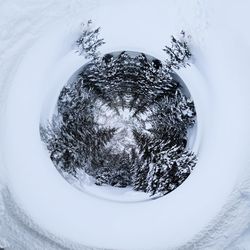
[
  {"x1": 132, "y1": 159, "x2": 150, "y2": 192},
  {"x1": 110, "y1": 151, "x2": 131, "y2": 187},
  {"x1": 95, "y1": 167, "x2": 112, "y2": 186},
  {"x1": 146, "y1": 163, "x2": 164, "y2": 195},
  {"x1": 150, "y1": 148, "x2": 197, "y2": 196},
  {"x1": 163, "y1": 31, "x2": 192, "y2": 71},
  {"x1": 76, "y1": 20, "x2": 105, "y2": 60}
]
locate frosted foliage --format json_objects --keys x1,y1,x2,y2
[{"x1": 41, "y1": 48, "x2": 197, "y2": 197}]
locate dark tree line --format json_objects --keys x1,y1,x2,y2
[
  {"x1": 40, "y1": 21, "x2": 197, "y2": 197},
  {"x1": 77, "y1": 51, "x2": 178, "y2": 117}
]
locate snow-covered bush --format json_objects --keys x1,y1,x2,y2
[{"x1": 40, "y1": 24, "x2": 197, "y2": 197}]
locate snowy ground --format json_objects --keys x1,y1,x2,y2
[{"x1": 1, "y1": 0, "x2": 250, "y2": 249}]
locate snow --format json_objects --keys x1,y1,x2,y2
[
  {"x1": 67, "y1": 169, "x2": 151, "y2": 203},
  {"x1": 1, "y1": 0, "x2": 250, "y2": 249}
]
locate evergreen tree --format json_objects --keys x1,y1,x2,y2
[
  {"x1": 146, "y1": 163, "x2": 164, "y2": 195},
  {"x1": 132, "y1": 159, "x2": 150, "y2": 192},
  {"x1": 76, "y1": 20, "x2": 105, "y2": 60},
  {"x1": 163, "y1": 31, "x2": 192, "y2": 70},
  {"x1": 145, "y1": 146, "x2": 197, "y2": 196}
]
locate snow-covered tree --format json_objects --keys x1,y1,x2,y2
[
  {"x1": 156, "y1": 150, "x2": 197, "y2": 196},
  {"x1": 76, "y1": 20, "x2": 105, "y2": 60},
  {"x1": 163, "y1": 31, "x2": 192, "y2": 70},
  {"x1": 132, "y1": 161, "x2": 150, "y2": 192}
]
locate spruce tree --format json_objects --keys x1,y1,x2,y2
[
  {"x1": 76, "y1": 20, "x2": 105, "y2": 60},
  {"x1": 163, "y1": 31, "x2": 192, "y2": 70}
]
